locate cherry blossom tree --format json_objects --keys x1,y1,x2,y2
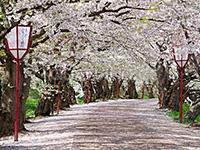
[{"x1": 1, "y1": 0, "x2": 200, "y2": 136}]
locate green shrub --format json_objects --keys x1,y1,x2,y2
[
  {"x1": 140, "y1": 92, "x2": 153, "y2": 99},
  {"x1": 26, "y1": 86, "x2": 41, "y2": 118},
  {"x1": 167, "y1": 103, "x2": 200, "y2": 124},
  {"x1": 29, "y1": 88, "x2": 40, "y2": 99},
  {"x1": 76, "y1": 97, "x2": 84, "y2": 105},
  {"x1": 26, "y1": 98, "x2": 39, "y2": 118}
]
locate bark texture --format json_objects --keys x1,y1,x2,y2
[
  {"x1": 82, "y1": 78, "x2": 94, "y2": 104},
  {"x1": 155, "y1": 59, "x2": 171, "y2": 108},
  {"x1": 35, "y1": 66, "x2": 73, "y2": 116},
  {"x1": 125, "y1": 79, "x2": 138, "y2": 99},
  {"x1": 111, "y1": 77, "x2": 123, "y2": 99}
]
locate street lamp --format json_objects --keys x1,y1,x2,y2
[
  {"x1": 4, "y1": 24, "x2": 32, "y2": 141},
  {"x1": 172, "y1": 44, "x2": 189, "y2": 123}
]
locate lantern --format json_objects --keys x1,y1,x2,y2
[
  {"x1": 173, "y1": 46, "x2": 189, "y2": 69},
  {"x1": 4, "y1": 25, "x2": 32, "y2": 61}
]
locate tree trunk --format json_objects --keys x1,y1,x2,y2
[
  {"x1": 140, "y1": 81, "x2": 145, "y2": 99},
  {"x1": 101, "y1": 77, "x2": 110, "y2": 100},
  {"x1": 69, "y1": 85, "x2": 76, "y2": 105},
  {"x1": 61, "y1": 81, "x2": 72, "y2": 109},
  {"x1": 156, "y1": 59, "x2": 171, "y2": 108},
  {"x1": 165, "y1": 80, "x2": 180, "y2": 111},
  {"x1": 125, "y1": 79, "x2": 138, "y2": 99},
  {"x1": 82, "y1": 79, "x2": 93, "y2": 103},
  {"x1": 35, "y1": 87, "x2": 56, "y2": 116},
  {"x1": 146, "y1": 82, "x2": 154, "y2": 99},
  {"x1": 111, "y1": 77, "x2": 123, "y2": 99},
  {"x1": 35, "y1": 66, "x2": 74, "y2": 116},
  {"x1": 0, "y1": 61, "x2": 31, "y2": 137},
  {"x1": 93, "y1": 79, "x2": 103, "y2": 100}
]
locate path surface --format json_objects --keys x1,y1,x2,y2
[{"x1": 1, "y1": 99, "x2": 200, "y2": 150}]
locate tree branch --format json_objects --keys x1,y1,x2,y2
[
  {"x1": 122, "y1": 16, "x2": 165, "y2": 23},
  {"x1": 32, "y1": 36, "x2": 49, "y2": 48},
  {"x1": 89, "y1": 6, "x2": 149, "y2": 17}
]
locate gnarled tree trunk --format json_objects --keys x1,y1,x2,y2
[
  {"x1": 93, "y1": 79, "x2": 103, "y2": 100},
  {"x1": 111, "y1": 77, "x2": 123, "y2": 99},
  {"x1": 82, "y1": 78, "x2": 94, "y2": 104},
  {"x1": 35, "y1": 87, "x2": 56, "y2": 116},
  {"x1": 156, "y1": 59, "x2": 171, "y2": 108},
  {"x1": 145, "y1": 81, "x2": 155, "y2": 99},
  {"x1": 35, "y1": 67, "x2": 74, "y2": 116},
  {"x1": 101, "y1": 77, "x2": 110, "y2": 100},
  {"x1": 125, "y1": 79, "x2": 138, "y2": 99}
]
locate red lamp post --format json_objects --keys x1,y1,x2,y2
[
  {"x1": 4, "y1": 24, "x2": 32, "y2": 141},
  {"x1": 172, "y1": 46, "x2": 189, "y2": 123}
]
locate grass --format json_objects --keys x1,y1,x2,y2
[
  {"x1": 143, "y1": 95, "x2": 150, "y2": 99},
  {"x1": 25, "y1": 88, "x2": 41, "y2": 118},
  {"x1": 26, "y1": 97, "x2": 39, "y2": 118},
  {"x1": 26, "y1": 88, "x2": 84, "y2": 118},
  {"x1": 139, "y1": 91, "x2": 156, "y2": 99},
  {"x1": 167, "y1": 103, "x2": 200, "y2": 124}
]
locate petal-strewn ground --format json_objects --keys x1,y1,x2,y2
[{"x1": 1, "y1": 99, "x2": 200, "y2": 150}]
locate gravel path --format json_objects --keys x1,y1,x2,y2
[{"x1": 1, "y1": 99, "x2": 200, "y2": 150}]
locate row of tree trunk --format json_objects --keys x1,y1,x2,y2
[
  {"x1": 81, "y1": 76, "x2": 156, "y2": 104},
  {"x1": 35, "y1": 82, "x2": 76, "y2": 117},
  {"x1": 35, "y1": 65, "x2": 76, "y2": 117}
]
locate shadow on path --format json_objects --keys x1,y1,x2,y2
[{"x1": 1, "y1": 99, "x2": 200, "y2": 150}]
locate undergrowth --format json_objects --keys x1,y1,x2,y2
[
  {"x1": 167, "y1": 103, "x2": 200, "y2": 124},
  {"x1": 25, "y1": 88, "x2": 40, "y2": 118}
]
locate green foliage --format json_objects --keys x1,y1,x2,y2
[
  {"x1": 183, "y1": 103, "x2": 190, "y2": 113},
  {"x1": 196, "y1": 116, "x2": 200, "y2": 122},
  {"x1": 29, "y1": 88, "x2": 41, "y2": 99},
  {"x1": 0, "y1": 6, "x2": 4, "y2": 22},
  {"x1": 167, "y1": 103, "x2": 200, "y2": 124},
  {"x1": 167, "y1": 111, "x2": 180, "y2": 121},
  {"x1": 0, "y1": 49, "x2": 6, "y2": 56},
  {"x1": 26, "y1": 86, "x2": 41, "y2": 118},
  {"x1": 140, "y1": 16, "x2": 149, "y2": 24},
  {"x1": 143, "y1": 95, "x2": 150, "y2": 99},
  {"x1": 0, "y1": 14, "x2": 3, "y2": 22},
  {"x1": 76, "y1": 97, "x2": 84, "y2": 105},
  {"x1": 26, "y1": 98, "x2": 39, "y2": 118},
  {"x1": 139, "y1": 91, "x2": 155, "y2": 99},
  {"x1": 149, "y1": 2, "x2": 160, "y2": 11}
]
